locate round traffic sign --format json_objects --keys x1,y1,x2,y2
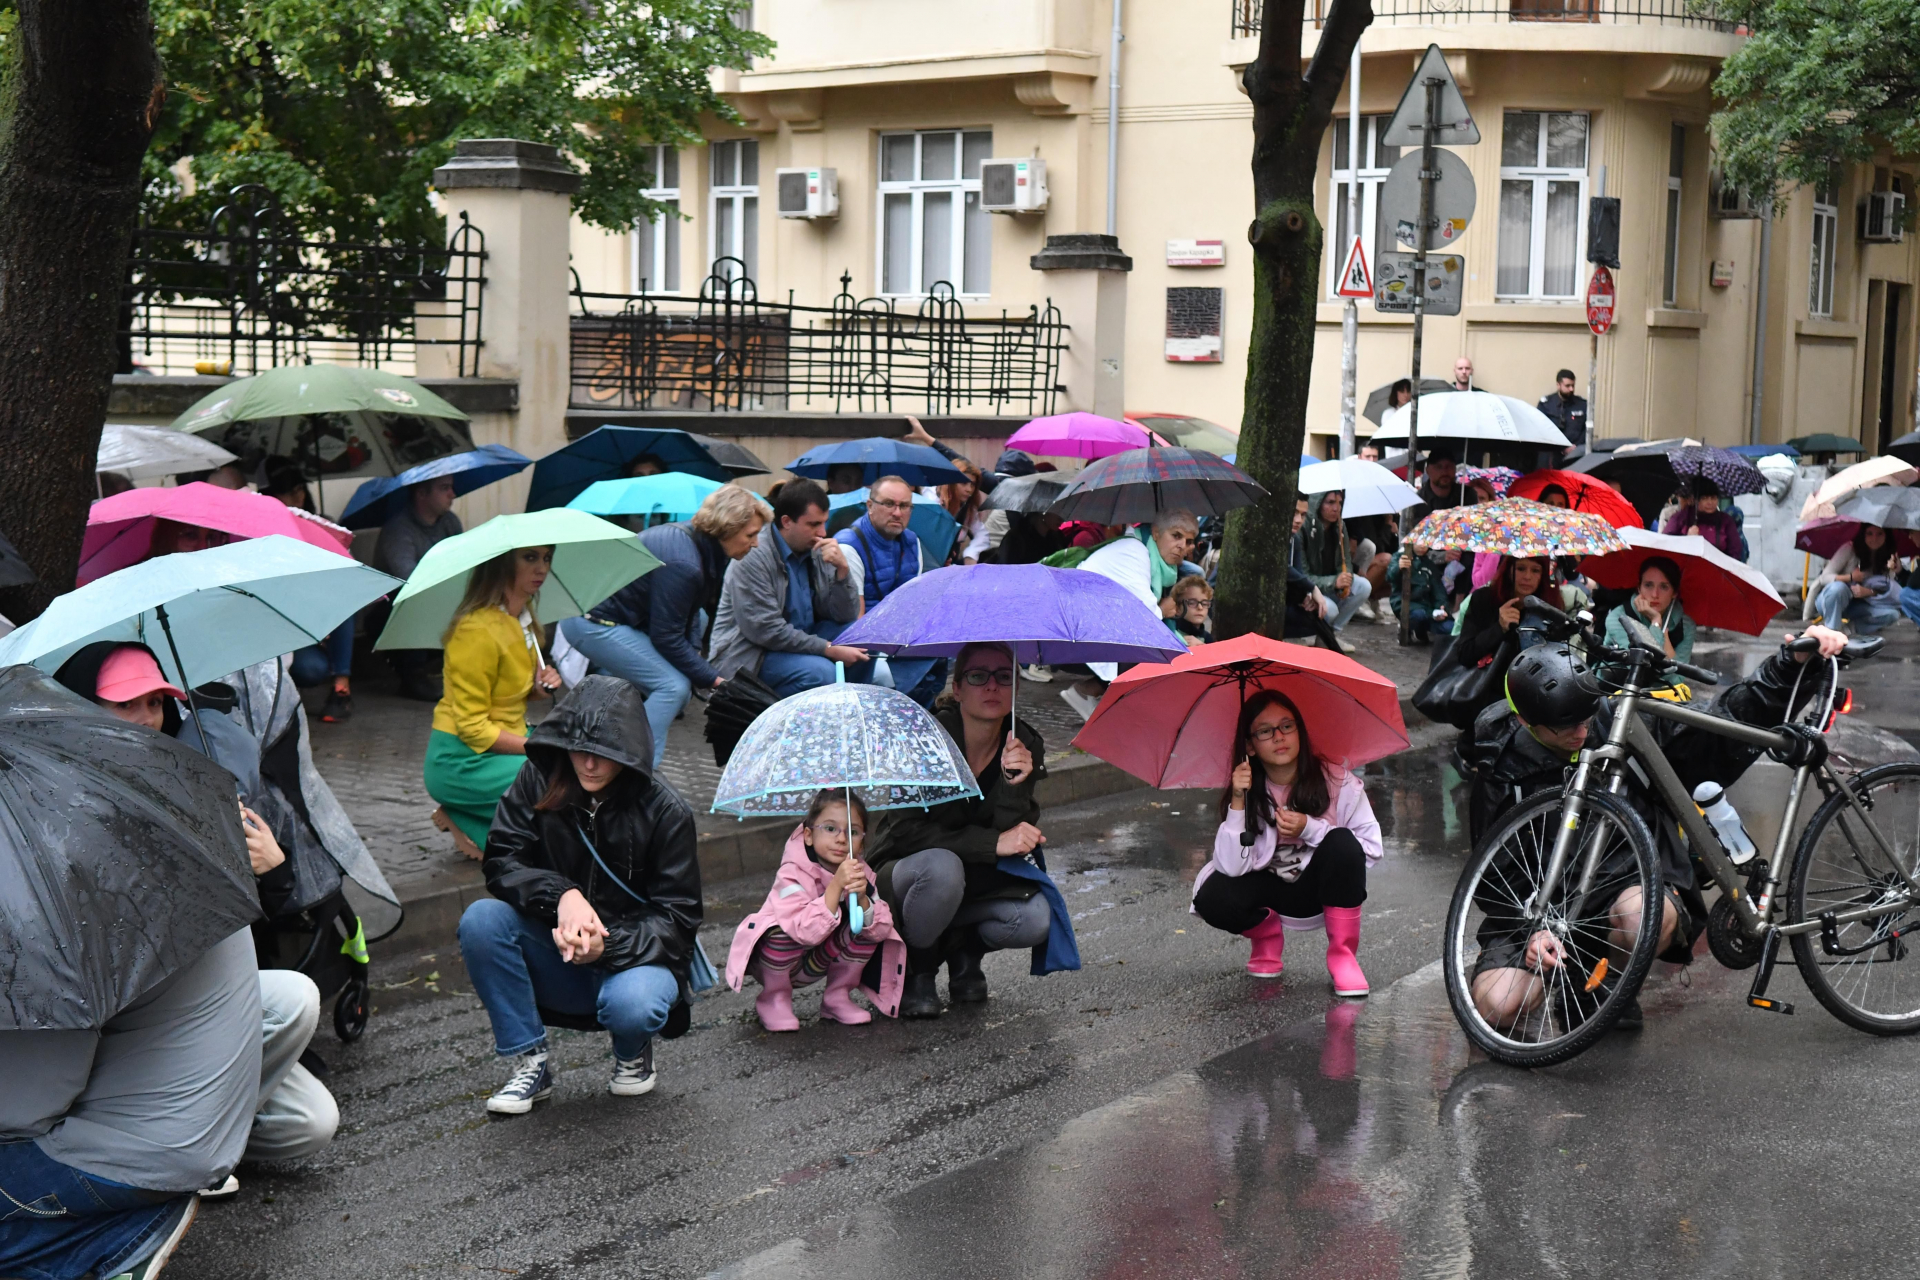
[
  {"x1": 1585, "y1": 265, "x2": 1616, "y2": 335},
  {"x1": 1379, "y1": 149, "x2": 1476, "y2": 250}
]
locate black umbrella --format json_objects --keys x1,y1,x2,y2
[
  {"x1": 704, "y1": 669, "x2": 781, "y2": 767},
  {"x1": 1890, "y1": 430, "x2": 1920, "y2": 467},
  {"x1": 981, "y1": 472, "x2": 1073, "y2": 515},
  {"x1": 1362, "y1": 376, "x2": 1453, "y2": 426},
  {"x1": 1048, "y1": 448, "x2": 1266, "y2": 524},
  {"x1": 0, "y1": 665, "x2": 257, "y2": 1030},
  {"x1": 0, "y1": 528, "x2": 34, "y2": 590},
  {"x1": 686, "y1": 432, "x2": 772, "y2": 476}
]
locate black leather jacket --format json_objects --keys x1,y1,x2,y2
[{"x1": 483, "y1": 676, "x2": 702, "y2": 983}]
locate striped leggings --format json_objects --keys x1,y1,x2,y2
[{"x1": 750, "y1": 924, "x2": 878, "y2": 988}]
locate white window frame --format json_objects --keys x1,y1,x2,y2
[
  {"x1": 708, "y1": 139, "x2": 759, "y2": 285},
  {"x1": 1663, "y1": 124, "x2": 1684, "y2": 307},
  {"x1": 1496, "y1": 110, "x2": 1590, "y2": 302},
  {"x1": 631, "y1": 144, "x2": 681, "y2": 294},
  {"x1": 1327, "y1": 115, "x2": 1398, "y2": 300},
  {"x1": 1809, "y1": 176, "x2": 1838, "y2": 319},
  {"x1": 875, "y1": 129, "x2": 992, "y2": 299}
]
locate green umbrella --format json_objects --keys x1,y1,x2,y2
[
  {"x1": 1786, "y1": 432, "x2": 1866, "y2": 455},
  {"x1": 171, "y1": 365, "x2": 475, "y2": 486},
  {"x1": 374, "y1": 509, "x2": 660, "y2": 650}
]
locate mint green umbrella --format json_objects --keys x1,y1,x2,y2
[{"x1": 374, "y1": 509, "x2": 660, "y2": 651}]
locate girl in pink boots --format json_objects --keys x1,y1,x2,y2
[
  {"x1": 1190, "y1": 691, "x2": 1381, "y2": 996},
  {"x1": 726, "y1": 790, "x2": 905, "y2": 1030}
]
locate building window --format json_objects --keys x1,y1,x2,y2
[
  {"x1": 633, "y1": 145, "x2": 681, "y2": 294},
  {"x1": 1809, "y1": 175, "x2": 1838, "y2": 319},
  {"x1": 877, "y1": 129, "x2": 992, "y2": 297},
  {"x1": 1663, "y1": 124, "x2": 1684, "y2": 307},
  {"x1": 710, "y1": 139, "x2": 759, "y2": 284},
  {"x1": 1328, "y1": 114, "x2": 1400, "y2": 298},
  {"x1": 1496, "y1": 111, "x2": 1588, "y2": 300}
]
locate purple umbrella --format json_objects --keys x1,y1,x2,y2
[{"x1": 1006, "y1": 412, "x2": 1151, "y2": 461}]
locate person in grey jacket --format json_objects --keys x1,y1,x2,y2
[{"x1": 708, "y1": 479, "x2": 870, "y2": 696}]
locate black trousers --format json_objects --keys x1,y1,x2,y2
[{"x1": 1191, "y1": 828, "x2": 1369, "y2": 935}]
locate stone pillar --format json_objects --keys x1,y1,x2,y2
[
  {"x1": 1030, "y1": 233, "x2": 1132, "y2": 419},
  {"x1": 430, "y1": 140, "x2": 580, "y2": 520}
]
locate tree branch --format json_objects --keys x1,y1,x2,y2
[
  {"x1": 1248, "y1": 0, "x2": 1307, "y2": 105},
  {"x1": 1303, "y1": 0, "x2": 1374, "y2": 120}
]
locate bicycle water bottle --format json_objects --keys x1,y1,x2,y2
[{"x1": 1693, "y1": 782, "x2": 1757, "y2": 866}]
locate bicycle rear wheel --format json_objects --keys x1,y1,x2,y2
[
  {"x1": 1444, "y1": 788, "x2": 1664, "y2": 1067},
  {"x1": 1787, "y1": 761, "x2": 1920, "y2": 1035}
]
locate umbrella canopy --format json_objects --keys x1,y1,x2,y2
[
  {"x1": 1373, "y1": 391, "x2": 1572, "y2": 448},
  {"x1": 1798, "y1": 454, "x2": 1920, "y2": 521},
  {"x1": 567, "y1": 473, "x2": 729, "y2": 519},
  {"x1": 1408, "y1": 496, "x2": 1627, "y2": 558},
  {"x1": 374, "y1": 509, "x2": 660, "y2": 650},
  {"x1": 685, "y1": 432, "x2": 772, "y2": 477},
  {"x1": 1296, "y1": 456, "x2": 1420, "y2": 519},
  {"x1": 826, "y1": 487, "x2": 962, "y2": 563},
  {"x1": 1888, "y1": 431, "x2": 1920, "y2": 467},
  {"x1": 1071, "y1": 634, "x2": 1409, "y2": 790},
  {"x1": 980, "y1": 472, "x2": 1073, "y2": 515},
  {"x1": 95, "y1": 423, "x2": 238, "y2": 481},
  {"x1": 526, "y1": 425, "x2": 742, "y2": 510},
  {"x1": 1726, "y1": 442, "x2": 1800, "y2": 460},
  {"x1": 0, "y1": 665, "x2": 259, "y2": 1030},
  {"x1": 1362, "y1": 376, "x2": 1453, "y2": 426},
  {"x1": 1507, "y1": 469, "x2": 1643, "y2": 529},
  {"x1": 1006, "y1": 412, "x2": 1151, "y2": 460},
  {"x1": 786, "y1": 437, "x2": 968, "y2": 488},
  {"x1": 79, "y1": 481, "x2": 354, "y2": 585},
  {"x1": 1795, "y1": 513, "x2": 1920, "y2": 560},
  {"x1": 711, "y1": 678, "x2": 979, "y2": 816},
  {"x1": 1048, "y1": 447, "x2": 1266, "y2": 524},
  {"x1": 0, "y1": 537, "x2": 401, "y2": 689},
  {"x1": 1669, "y1": 445, "x2": 1764, "y2": 497},
  {"x1": 0, "y1": 528, "x2": 34, "y2": 590},
  {"x1": 1578, "y1": 527, "x2": 1784, "y2": 635},
  {"x1": 1787, "y1": 433, "x2": 1866, "y2": 455},
  {"x1": 173, "y1": 365, "x2": 474, "y2": 483},
  {"x1": 1458, "y1": 465, "x2": 1521, "y2": 498},
  {"x1": 339, "y1": 443, "x2": 533, "y2": 530}
]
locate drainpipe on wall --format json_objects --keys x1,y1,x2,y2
[
  {"x1": 1749, "y1": 200, "x2": 1773, "y2": 446},
  {"x1": 1106, "y1": 0, "x2": 1123, "y2": 237}
]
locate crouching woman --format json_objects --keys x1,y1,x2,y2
[{"x1": 1191, "y1": 691, "x2": 1382, "y2": 996}]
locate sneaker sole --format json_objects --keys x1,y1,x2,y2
[
  {"x1": 1246, "y1": 967, "x2": 1284, "y2": 978},
  {"x1": 1331, "y1": 986, "x2": 1370, "y2": 998},
  {"x1": 485, "y1": 1087, "x2": 553, "y2": 1115},
  {"x1": 608, "y1": 1075, "x2": 657, "y2": 1097}
]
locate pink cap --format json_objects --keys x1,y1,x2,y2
[{"x1": 96, "y1": 646, "x2": 187, "y2": 704}]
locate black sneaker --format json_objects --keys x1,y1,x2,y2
[
  {"x1": 899, "y1": 970, "x2": 943, "y2": 1019},
  {"x1": 947, "y1": 950, "x2": 988, "y2": 1004},
  {"x1": 320, "y1": 689, "x2": 353, "y2": 723}
]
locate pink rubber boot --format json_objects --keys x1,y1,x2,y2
[
  {"x1": 1243, "y1": 909, "x2": 1286, "y2": 978},
  {"x1": 753, "y1": 963, "x2": 801, "y2": 1032},
  {"x1": 819, "y1": 961, "x2": 872, "y2": 1025},
  {"x1": 1323, "y1": 906, "x2": 1370, "y2": 997}
]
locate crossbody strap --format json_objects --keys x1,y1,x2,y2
[{"x1": 573, "y1": 818, "x2": 649, "y2": 907}]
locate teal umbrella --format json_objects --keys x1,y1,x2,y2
[
  {"x1": 567, "y1": 474, "x2": 730, "y2": 519},
  {"x1": 374, "y1": 509, "x2": 660, "y2": 651}
]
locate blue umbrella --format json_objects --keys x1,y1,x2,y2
[
  {"x1": 339, "y1": 443, "x2": 532, "y2": 530},
  {"x1": 827, "y1": 487, "x2": 963, "y2": 563},
  {"x1": 1727, "y1": 442, "x2": 1800, "y2": 459},
  {"x1": 567, "y1": 474, "x2": 730, "y2": 519},
  {"x1": 526, "y1": 425, "x2": 739, "y2": 510},
  {"x1": 786, "y1": 437, "x2": 968, "y2": 487}
]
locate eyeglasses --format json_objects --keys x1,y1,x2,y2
[
  {"x1": 869, "y1": 498, "x2": 913, "y2": 513},
  {"x1": 808, "y1": 820, "x2": 866, "y2": 840},
  {"x1": 960, "y1": 668, "x2": 1015, "y2": 687},
  {"x1": 1249, "y1": 720, "x2": 1298, "y2": 742},
  {"x1": 1178, "y1": 598, "x2": 1212, "y2": 612}
]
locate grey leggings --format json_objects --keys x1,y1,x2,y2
[{"x1": 888, "y1": 847, "x2": 1052, "y2": 951}]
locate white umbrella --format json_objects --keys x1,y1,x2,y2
[
  {"x1": 95, "y1": 423, "x2": 238, "y2": 481},
  {"x1": 1297, "y1": 456, "x2": 1421, "y2": 518},
  {"x1": 1373, "y1": 391, "x2": 1572, "y2": 449},
  {"x1": 1799, "y1": 454, "x2": 1920, "y2": 521}
]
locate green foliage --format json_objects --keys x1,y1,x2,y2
[
  {"x1": 142, "y1": 0, "x2": 770, "y2": 244},
  {"x1": 1712, "y1": 0, "x2": 1920, "y2": 200}
]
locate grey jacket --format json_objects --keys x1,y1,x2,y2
[{"x1": 709, "y1": 522, "x2": 863, "y2": 678}]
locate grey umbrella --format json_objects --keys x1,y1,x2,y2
[
  {"x1": 981, "y1": 472, "x2": 1073, "y2": 514},
  {"x1": 1362, "y1": 376, "x2": 1453, "y2": 426},
  {"x1": 1831, "y1": 485, "x2": 1920, "y2": 532}
]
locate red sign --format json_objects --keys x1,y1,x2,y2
[{"x1": 1585, "y1": 265, "x2": 1616, "y2": 335}]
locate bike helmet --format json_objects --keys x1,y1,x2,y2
[{"x1": 1505, "y1": 644, "x2": 1601, "y2": 728}]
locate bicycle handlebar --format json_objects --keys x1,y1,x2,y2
[{"x1": 1516, "y1": 595, "x2": 1720, "y2": 686}]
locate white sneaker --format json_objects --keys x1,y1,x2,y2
[
  {"x1": 486, "y1": 1050, "x2": 553, "y2": 1115},
  {"x1": 609, "y1": 1041, "x2": 656, "y2": 1096},
  {"x1": 200, "y1": 1174, "x2": 239, "y2": 1200},
  {"x1": 1020, "y1": 664, "x2": 1054, "y2": 683},
  {"x1": 1356, "y1": 600, "x2": 1378, "y2": 621},
  {"x1": 1059, "y1": 685, "x2": 1100, "y2": 720},
  {"x1": 110, "y1": 1196, "x2": 199, "y2": 1279}
]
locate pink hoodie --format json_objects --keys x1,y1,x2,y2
[
  {"x1": 725, "y1": 825, "x2": 906, "y2": 1018},
  {"x1": 1191, "y1": 768, "x2": 1383, "y2": 928}
]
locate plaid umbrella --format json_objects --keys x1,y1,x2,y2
[
  {"x1": 1408, "y1": 496, "x2": 1627, "y2": 558},
  {"x1": 1047, "y1": 447, "x2": 1266, "y2": 524},
  {"x1": 1669, "y1": 445, "x2": 1764, "y2": 496}
]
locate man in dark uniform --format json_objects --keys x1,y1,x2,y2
[{"x1": 1537, "y1": 369, "x2": 1589, "y2": 454}]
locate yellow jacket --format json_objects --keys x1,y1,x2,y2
[{"x1": 433, "y1": 606, "x2": 535, "y2": 752}]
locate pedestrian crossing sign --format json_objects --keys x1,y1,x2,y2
[{"x1": 1336, "y1": 238, "x2": 1373, "y2": 299}]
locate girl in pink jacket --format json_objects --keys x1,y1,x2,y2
[
  {"x1": 725, "y1": 791, "x2": 906, "y2": 1030},
  {"x1": 1190, "y1": 691, "x2": 1383, "y2": 996}
]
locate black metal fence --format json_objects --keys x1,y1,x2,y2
[
  {"x1": 1232, "y1": 0, "x2": 1736, "y2": 35},
  {"x1": 570, "y1": 264, "x2": 1067, "y2": 416},
  {"x1": 119, "y1": 186, "x2": 486, "y2": 377}
]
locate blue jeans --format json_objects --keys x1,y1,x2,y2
[
  {"x1": 1815, "y1": 580, "x2": 1899, "y2": 634},
  {"x1": 558, "y1": 616, "x2": 700, "y2": 770},
  {"x1": 1901, "y1": 583, "x2": 1920, "y2": 627},
  {"x1": 0, "y1": 1141, "x2": 192, "y2": 1280},
  {"x1": 458, "y1": 898, "x2": 678, "y2": 1059},
  {"x1": 1326, "y1": 575, "x2": 1372, "y2": 632},
  {"x1": 758, "y1": 618, "x2": 874, "y2": 697},
  {"x1": 289, "y1": 617, "x2": 355, "y2": 686}
]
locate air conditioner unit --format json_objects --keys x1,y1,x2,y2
[
  {"x1": 1711, "y1": 172, "x2": 1759, "y2": 219},
  {"x1": 775, "y1": 167, "x2": 838, "y2": 219},
  {"x1": 1861, "y1": 190, "x2": 1905, "y2": 243},
  {"x1": 980, "y1": 158, "x2": 1048, "y2": 214}
]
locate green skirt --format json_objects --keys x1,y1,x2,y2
[{"x1": 424, "y1": 730, "x2": 528, "y2": 850}]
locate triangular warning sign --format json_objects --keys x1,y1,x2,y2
[
  {"x1": 1335, "y1": 238, "x2": 1373, "y2": 298},
  {"x1": 1381, "y1": 44, "x2": 1480, "y2": 147}
]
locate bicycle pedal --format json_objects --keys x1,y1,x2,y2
[
  {"x1": 1744, "y1": 928, "x2": 1794, "y2": 1015},
  {"x1": 1746, "y1": 994, "x2": 1795, "y2": 1015}
]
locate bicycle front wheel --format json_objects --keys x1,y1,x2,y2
[
  {"x1": 1787, "y1": 761, "x2": 1920, "y2": 1035},
  {"x1": 1444, "y1": 788, "x2": 1664, "y2": 1067}
]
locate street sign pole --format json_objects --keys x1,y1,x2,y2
[
  {"x1": 1339, "y1": 39, "x2": 1361, "y2": 460},
  {"x1": 1399, "y1": 76, "x2": 1438, "y2": 647}
]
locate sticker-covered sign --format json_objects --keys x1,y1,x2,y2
[
  {"x1": 1586, "y1": 265, "x2": 1616, "y2": 334},
  {"x1": 1373, "y1": 252, "x2": 1464, "y2": 316},
  {"x1": 1166, "y1": 239, "x2": 1225, "y2": 267}
]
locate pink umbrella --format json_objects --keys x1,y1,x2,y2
[
  {"x1": 1006, "y1": 412, "x2": 1150, "y2": 461},
  {"x1": 80, "y1": 482, "x2": 354, "y2": 584}
]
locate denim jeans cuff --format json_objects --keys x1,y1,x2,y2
[{"x1": 495, "y1": 1034, "x2": 549, "y2": 1058}]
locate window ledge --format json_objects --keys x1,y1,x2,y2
[
  {"x1": 1460, "y1": 302, "x2": 1589, "y2": 325},
  {"x1": 1796, "y1": 317, "x2": 1854, "y2": 339},
  {"x1": 1646, "y1": 309, "x2": 1707, "y2": 330}
]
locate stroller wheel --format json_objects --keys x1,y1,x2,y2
[{"x1": 333, "y1": 976, "x2": 369, "y2": 1042}]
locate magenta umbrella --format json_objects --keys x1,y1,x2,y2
[
  {"x1": 80, "y1": 482, "x2": 354, "y2": 585},
  {"x1": 1006, "y1": 412, "x2": 1150, "y2": 461}
]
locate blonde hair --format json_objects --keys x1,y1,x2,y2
[
  {"x1": 690, "y1": 484, "x2": 767, "y2": 542},
  {"x1": 444, "y1": 546, "x2": 548, "y2": 644},
  {"x1": 1171, "y1": 575, "x2": 1213, "y2": 604}
]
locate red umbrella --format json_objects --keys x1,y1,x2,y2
[
  {"x1": 1509, "y1": 468, "x2": 1643, "y2": 529},
  {"x1": 80, "y1": 482, "x2": 354, "y2": 585},
  {"x1": 1577, "y1": 527, "x2": 1784, "y2": 635},
  {"x1": 1070, "y1": 633, "x2": 1408, "y2": 790}
]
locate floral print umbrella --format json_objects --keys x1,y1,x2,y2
[
  {"x1": 1457, "y1": 465, "x2": 1521, "y2": 497},
  {"x1": 1408, "y1": 496, "x2": 1627, "y2": 558}
]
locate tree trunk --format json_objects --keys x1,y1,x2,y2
[
  {"x1": 0, "y1": 2, "x2": 162, "y2": 623},
  {"x1": 1213, "y1": 0, "x2": 1370, "y2": 643}
]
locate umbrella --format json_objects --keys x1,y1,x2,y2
[
  {"x1": 1362, "y1": 376, "x2": 1454, "y2": 426},
  {"x1": 1071, "y1": 634, "x2": 1409, "y2": 790},
  {"x1": 173, "y1": 365, "x2": 474, "y2": 486},
  {"x1": 526, "y1": 425, "x2": 743, "y2": 510},
  {"x1": 1787, "y1": 433, "x2": 1866, "y2": 455},
  {"x1": 1577, "y1": 527, "x2": 1784, "y2": 635},
  {"x1": 1048, "y1": 447, "x2": 1267, "y2": 524},
  {"x1": 1889, "y1": 431, "x2": 1920, "y2": 467},
  {"x1": 1794, "y1": 513, "x2": 1920, "y2": 560},
  {"x1": 1726, "y1": 442, "x2": 1800, "y2": 460},
  {"x1": 79, "y1": 482, "x2": 354, "y2": 585},
  {"x1": 785, "y1": 437, "x2": 968, "y2": 488},
  {"x1": 826, "y1": 487, "x2": 962, "y2": 563},
  {"x1": 0, "y1": 664, "x2": 259, "y2": 1030},
  {"x1": 1457, "y1": 465, "x2": 1521, "y2": 497},
  {"x1": 1005, "y1": 412, "x2": 1151, "y2": 460},
  {"x1": 1296, "y1": 457, "x2": 1420, "y2": 518},
  {"x1": 1798, "y1": 455, "x2": 1920, "y2": 521},
  {"x1": 567, "y1": 473, "x2": 729, "y2": 520},
  {"x1": 95, "y1": 423, "x2": 238, "y2": 481},
  {"x1": 686, "y1": 432, "x2": 772, "y2": 477},
  {"x1": 1507, "y1": 469, "x2": 1643, "y2": 529},
  {"x1": 1669, "y1": 445, "x2": 1764, "y2": 497},
  {"x1": 711, "y1": 676, "x2": 980, "y2": 817},
  {"x1": 339, "y1": 443, "x2": 533, "y2": 530},
  {"x1": 1407, "y1": 496, "x2": 1628, "y2": 559},
  {"x1": 374, "y1": 509, "x2": 660, "y2": 650},
  {"x1": 980, "y1": 472, "x2": 1073, "y2": 515},
  {"x1": 1373, "y1": 391, "x2": 1572, "y2": 448},
  {"x1": 0, "y1": 528, "x2": 34, "y2": 590}
]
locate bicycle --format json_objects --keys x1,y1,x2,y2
[{"x1": 1443, "y1": 597, "x2": 1919, "y2": 1067}]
